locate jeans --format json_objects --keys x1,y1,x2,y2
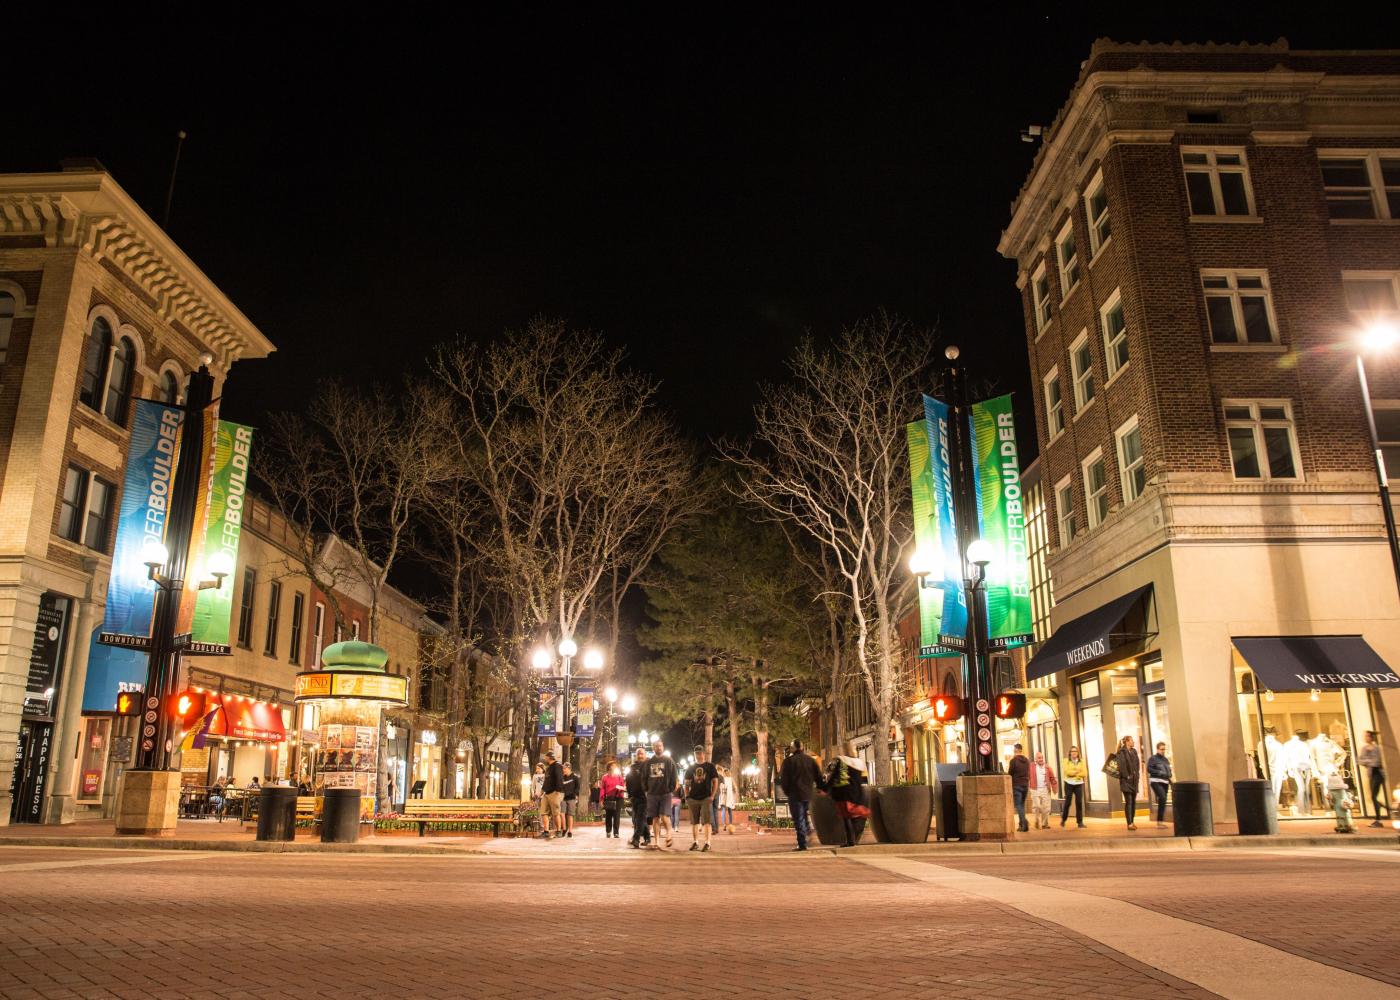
[
  {"x1": 1370, "y1": 768, "x2": 1390, "y2": 819},
  {"x1": 790, "y1": 799, "x2": 811, "y2": 849},
  {"x1": 629, "y1": 798, "x2": 650, "y2": 844},
  {"x1": 1151, "y1": 781, "x2": 1169, "y2": 822},
  {"x1": 1012, "y1": 786, "x2": 1028, "y2": 829},
  {"x1": 711, "y1": 798, "x2": 719, "y2": 829},
  {"x1": 1061, "y1": 783, "x2": 1084, "y2": 825},
  {"x1": 1123, "y1": 790, "x2": 1138, "y2": 826},
  {"x1": 604, "y1": 799, "x2": 621, "y2": 835}
]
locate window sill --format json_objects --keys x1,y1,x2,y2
[
  {"x1": 1046, "y1": 428, "x2": 1066, "y2": 447},
  {"x1": 1210, "y1": 343, "x2": 1285, "y2": 353},
  {"x1": 1034, "y1": 319, "x2": 1053, "y2": 341},
  {"x1": 1061, "y1": 279, "x2": 1083, "y2": 306},
  {"x1": 1188, "y1": 214, "x2": 1263, "y2": 224},
  {"x1": 1072, "y1": 397, "x2": 1097, "y2": 422},
  {"x1": 1104, "y1": 363, "x2": 1129, "y2": 389},
  {"x1": 1329, "y1": 218, "x2": 1399, "y2": 226},
  {"x1": 1088, "y1": 235, "x2": 1113, "y2": 264}
]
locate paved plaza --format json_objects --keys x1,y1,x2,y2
[{"x1": 1, "y1": 838, "x2": 1397, "y2": 999}]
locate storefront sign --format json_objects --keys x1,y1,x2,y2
[
  {"x1": 295, "y1": 673, "x2": 333, "y2": 699},
  {"x1": 99, "y1": 399, "x2": 184, "y2": 648},
  {"x1": 23, "y1": 594, "x2": 70, "y2": 717},
  {"x1": 10, "y1": 720, "x2": 52, "y2": 823},
  {"x1": 575, "y1": 687, "x2": 595, "y2": 738},
  {"x1": 189, "y1": 421, "x2": 255, "y2": 654},
  {"x1": 81, "y1": 770, "x2": 101, "y2": 796},
  {"x1": 924, "y1": 395, "x2": 968, "y2": 651},
  {"x1": 331, "y1": 674, "x2": 408, "y2": 701},
  {"x1": 537, "y1": 683, "x2": 557, "y2": 737},
  {"x1": 968, "y1": 394, "x2": 1032, "y2": 650},
  {"x1": 221, "y1": 696, "x2": 287, "y2": 742}
]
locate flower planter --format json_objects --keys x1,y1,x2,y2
[
  {"x1": 872, "y1": 785, "x2": 932, "y2": 844},
  {"x1": 810, "y1": 793, "x2": 846, "y2": 846}
]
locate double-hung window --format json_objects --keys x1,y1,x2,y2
[
  {"x1": 1032, "y1": 263, "x2": 1053, "y2": 332},
  {"x1": 1069, "y1": 331, "x2": 1095, "y2": 412},
  {"x1": 1100, "y1": 289, "x2": 1129, "y2": 376},
  {"x1": 59, "y1": 466, "x2": 88, "y2": 543},
  {"x1": 1043, "y1": 366, "x2": 1065, "y2": 438},
  {"x1": 1116, "y1": 416, "x2": 1145, "y2": 503},
  {"x1": 1224, "y1": 401, "x2": 1301, "y2": 481},
  {"x1": 264, "y1": 581, "x2": 281, "y2": 657},
  {"x1": 289, "y1": 593, "x2": 305, "y2": 665},
  {"x1": 1056, "y1": 220, "x2": 1080, "y2": 296},
  {"x1": 1182, "y1": 147, "x2": 1254, "y2": 217},
  {"x1": 78, "y1": 317, "x2": 137, "y2": 427},
  {"x1": 1084, "y1": 171, "x2": 1110, "y2": 254},
  {"x1": 84, "y1": 477, "x2": 114, "y2": 550},
  {"x1": 1203, "y1": 270, "x2": 1277, "y2": 345},
  {"x1": 1082, "y1": 449, "x2": 1109, "y2": 529},
  {"x1": 237, "y1": 569, "x2": 257, "y2": 648},
  {"x1": 312, "y1": 602, "x2": 326, "y2": 664},
  {"x1": 1343, "y1": 272, "x2": 1400, "y2": 323},
  {"x1": 58, "y1": 466, "x2": 113, "y2": 551},
  {"x1": 1055, "y1": 475, "x2": 1077, "y2": 548},
  {"x1": 1320, "y1": 152, "x2": 1400, "y2": 220}
]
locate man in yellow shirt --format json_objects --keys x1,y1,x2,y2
[{"x1": 1060, "y1": 746, "x2": 1087, "y2": 828}]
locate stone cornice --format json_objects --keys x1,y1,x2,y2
[{"x1": 0, "y1": 171, "x2": 274, "y2": 368}]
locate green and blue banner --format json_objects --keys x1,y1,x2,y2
[
  {"x1": 969, "y1": 394, "x2": 1033, "y2": 649},
  {"x1": 537, "y1": 683, "x2": 557, "y2": 737},
  {"x1": 188, "y1": 421, "x2": 255, "y2": 654},
  {"x1": 925, "y1": 395, "x2": 968, "y2": 652},
  {"x1": 907, "y1": 418, "x2": 957, "y2": 657},
  {"x1": 98, "y1": 399, "x2": 183, "y2": 649}
]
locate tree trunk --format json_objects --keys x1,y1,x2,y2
[
  {"x1": 871, "y1": 728, "x2": 892, "y2": 785},
  {"x1": 725, "y1": 681, "x2": 741, "y2": 773},
  {"x1": 702, "y1": 706, "x2": 714, "y2": 761},
  {"x1": 755, "y1": 681, "x2": 770, "y2": 798},
  {"x1": 829, "y1": 610, "x2": 847, "y2": 753}
]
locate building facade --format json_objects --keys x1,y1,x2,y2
[
  {"x1": 1001, "y1": 40, "x2": 1400, "y2": 819},
  {"x1": 0, "y1": 167, "x2": 273, "y2": 825}
]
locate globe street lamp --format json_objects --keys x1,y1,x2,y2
[
  {"x1": 531, "y1": 638, "x2": 605, "y2": 766},
  {"x1": 1357, "y1": 319, "x2": 1400, "y2": 601}
]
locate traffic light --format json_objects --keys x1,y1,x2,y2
[
  {"x1": 170, "y1": 690, "x2": 207, "y2": 732},
  {"x1": 994, "y1": 691, "x2": 1027, "y2": 719},
  {"x1": 930, "y1": 693, "x2": 964, "y2": 723},
  {"x1": 115, "y1": 690, "x2": 141, "y2": 716}
]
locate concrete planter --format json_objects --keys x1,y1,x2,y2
[
  {"x1": 873, "y1": 785, "x2": 933, "y2": 844},
  {"x1": 810, "y1": 793, "x2": 847, "y2": 846}
]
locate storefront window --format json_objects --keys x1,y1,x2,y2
[
  {"x1": 1076, "y1": 678, "x2": 1108, "y2": 800},
  {"x1": 77, "y1": 717, "x2": 111, "y2": 802}
]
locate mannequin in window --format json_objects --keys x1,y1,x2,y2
[
  {"x1": 1279, "y1": 730, "x2": 1314, "y2": 816},
  {"x1": 1309, "y1": 732, "x2": 1344, "y2": 812},
  {"x1": 1256, "y1": 727, "x2": 1283, "y2": 802}
]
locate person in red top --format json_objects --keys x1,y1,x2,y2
[{"x1": 600, "y1": 763, "x2": 627, "y2": 839}]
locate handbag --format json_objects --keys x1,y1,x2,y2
[
  {"x1": 837, "y1": 801, "x2": 871, "y2": 820},
  {"x1": 1102, "y1": 754, "x2": 1121, "y2": 779}
]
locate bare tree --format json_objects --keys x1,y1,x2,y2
[
  {"x1": 725, "y1": 314, "x2": 933, "y2": 783},
  {"x1": 431, "y1": 319, "x2": 698, "y2": 790}
]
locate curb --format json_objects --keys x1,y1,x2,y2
[
  {"x1": 0, "y1": 836, "x2": 486, "y2": 856},
  {"x1": 839, "y1": 832, "x2": 1400, "y2": 857}
]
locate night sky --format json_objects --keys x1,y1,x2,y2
[{"x1": 8, "y1": 11, "x2": 1392, "y2": 442}]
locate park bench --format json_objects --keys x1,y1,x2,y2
[{"x1": 402, "y1": 799, "x2": 522, "y2": 837}]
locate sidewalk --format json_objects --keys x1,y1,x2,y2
[{"x1": 0, "y1": 812, "x2": 1394, "y2": 856}]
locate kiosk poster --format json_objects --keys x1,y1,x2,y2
[{"x1": 969, "y1": 394, "x2": 1033, "y2": 649}]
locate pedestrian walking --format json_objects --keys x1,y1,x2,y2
[
  {"x1": 589, "y1": 778, "x2": 602, "y2": 813},
  {"x1": 531, "y1": 763, "x2": 546, "y2": 802},
  {"x1": 824, "y1": 743, "x2": 870, "y2": 847},
  {"x1": 626, "y1": 747, "x2": 652, "y2": 848},
  {"x1": 645, "y1": 740, "x2": 678, "y2": 849},
  {"x1": 1060, "y1": 746, "x2": 1086, "y2": 828},
  {"x1": 672, "y1": 775, "x2": 684, "y2": 831},
  {"x1": 1359, "y1": 730, "x2": 1389, "y2": 827},
  {"x1": 601, "y1": 763, "x2": 626, "y2": 839},
  {"x1": 1008, "y1": 744, "x2": 1030, "y2": 833},
  {"x1": 778, "y1": 740, "x2": 823, "y2": 852},
  {"x1": 1112, "y1": 736, "x2": 1141, "y2": 831},
  {"x1": 1328, "y1": 769, "x2": 1357, "y2": 833},
  {"x1": 1147, "y1": 742, "x2": 1173, "y2": 828},
  {"x1": 560, "y1": 763, "x2": 580, "y2": 838},
  {"x1": 1027, "y1": 751, "x2": 1058, "y2": 829},
  {"x1": 685, "y1": 746, "x2": 719, "y2": 852},
  {"x1": 539, "y1": 751, "x2": 565, "y2": 840},
  {"x1": 715, "y1": 765, "x2": 737, "y2": 834}
]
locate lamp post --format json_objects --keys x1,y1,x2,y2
[
  {"x1": 1357, "y1": 319, "x2": 1400, "y2": 602},
  {"x1": 600, "y1": 687, "x2": 638, "y2": 760},
  {"x1": 531, "y1": 638, "x2": 603, "y2": 767}
]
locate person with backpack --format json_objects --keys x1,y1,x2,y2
[
  {"x1": 560, "y1": 762, "x2": 581, "y2": 838},
  {"x1": 539, "y1": 751, "x2": 565, "y2": 839},
  {"x1": 824, "y1": 743, "x2": 869, "y2": 847}
]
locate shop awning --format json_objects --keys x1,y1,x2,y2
[
  {"x1": 1025, "y1": 584, "x2": 1154, "y2": 682},
  {"x1": 1232, "y1": 636, "x2": 1400, "y2": 692}
]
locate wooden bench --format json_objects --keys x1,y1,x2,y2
[{"x1": 402, "y1": 799, "x2": 522, "y2": 837}]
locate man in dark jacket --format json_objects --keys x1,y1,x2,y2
[
  {"x1": 778, "y1": 740, "x2": 823, "y2": 852},
  {"x1": 625, "y1": 747, "x2": 651, "y2": 848},
  {"x1": 539, "y1": 751, "x2": 565, "y2": 840},
  {"x1": 1008, "y1": 744, "x2": 1031, "y2": 833}
]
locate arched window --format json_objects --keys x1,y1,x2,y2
[
  {"x1": 103, "y1": 337, "x2": 135, "y2": 425},
  {"x1": 159, "y1": 369, "x2": 180, "y2": 405},
  {"x1": 79, "y1": 317, "x2": 112, "y2": 410},
  {"x1": 0, "y1": 293, "x2": 14, "y2": 363}
]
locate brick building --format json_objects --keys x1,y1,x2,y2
[
  {"x1": 0, "y1": 166, "x2": 273, "y2": 824},
  {"x1": 1001, "y1": 40, "x2": 1400, "y2": 820}
]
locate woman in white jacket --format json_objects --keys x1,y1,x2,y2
[{"x1": 714, "y1": 765, "x2": 738, "y2": 833}]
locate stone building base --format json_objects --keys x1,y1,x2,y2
[
  {"x1": 957, "y1": 773, "x2": 1016, "y2": 841},
  {"x1": 115, "y1": 769, "x2": 181, "y2": 837}
]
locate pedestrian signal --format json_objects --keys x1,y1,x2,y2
[
  {"x1": 930, "y1": 694, "x2": 963, "y2": 723},
  {"x1": 994, "y1": 692, "x2": 1026, "y2": 719},
  {"x1": 115, "y1": 691, "x2": 141, "y2": 716},
  {"x1": 170, "y1": 690, "x2": 207, "y2": 731}
]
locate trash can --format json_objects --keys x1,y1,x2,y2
[
  {"x1": 934, "y1": 763, "x2": 964, "y2": 841},
  {"x1": 1233, "y1": 778, "x2": 1278, "y2": 836},
  {"x1": 256, "y1": 785, "x2": 298, "y2": 842},
  {"x1": 1171, "y1": 781, "x2": 1213, "y2": 837},
  {"x1": 321, "y1": 787, "x2": 362, "y2": 844}
]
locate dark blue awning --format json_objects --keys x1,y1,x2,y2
[
  {"x1": 1025, "y1": 584, "x2": 1154, "y2": 682},
  {"x1": 1233, "y1": 635, "x2": 1400, "y2": 691}
]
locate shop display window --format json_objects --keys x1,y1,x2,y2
[
  {"x1": 1076, "y1": 677, "x2": 1108, "y2": 800},
  {"x1": 77, "y1": 717, "x2": 111, "y2": 802}
]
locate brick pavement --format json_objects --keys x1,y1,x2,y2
[
  {"x1": 0, "y1": 849, "x2": 1217, "y2": 999},
  {"x1": 934, "y1": 850, "x2": 1400, "y2": 989}
]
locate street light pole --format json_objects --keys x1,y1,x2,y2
[{"x1": 1356, "y1": 352, "x2": 1400, "y2": 603}]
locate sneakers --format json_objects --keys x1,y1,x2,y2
[
  {"x1": 689, "y1": 842, "x2": 699, "y2": 852},
  {"x1": 702, "y1": 843, "x2": 710, "y2": 852},
  {"x1": 566, "y1": 831, "x2": 572, "y2": 838},
  {"x1": 1371, "y1": 820, "x2": 1384, "y2": 828}
]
